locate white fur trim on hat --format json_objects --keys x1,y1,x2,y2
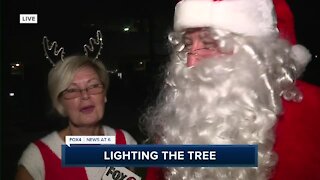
[{"x1": 174, "y1": 0, "x2": 278, "y2": 37}]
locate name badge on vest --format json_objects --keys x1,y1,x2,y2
[{"x1": 102, "y1": 167, "x2": 141, "y2": 180}]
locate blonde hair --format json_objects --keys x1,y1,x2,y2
[{"x1": 48, "y1": 55, "x2": 109, "y2": 116}]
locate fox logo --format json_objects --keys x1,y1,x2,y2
[{"x1": 102, "y1": 167, "x2": 141, "y2": 180}]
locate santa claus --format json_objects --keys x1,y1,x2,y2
[{"x1": 144, "y1": 0, "x2": 320, "y2": 179}]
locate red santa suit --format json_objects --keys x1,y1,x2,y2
[{"x1": 145, "y1": 80, "x2": 320, "y2": 180}]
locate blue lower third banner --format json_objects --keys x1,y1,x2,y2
[{"x1": 62, "y1": 144, "x2": 257, "y2": 167}]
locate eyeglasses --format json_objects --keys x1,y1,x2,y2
[
  {"x1": 178, "y1": 47, "x2": 217, "y2": 60},
  {"x1": 60, "y1": 84, "x2": 105, "y2": 100},
  {"x1": 187, "y1": 48, "x2": 217, "y2": 56}
]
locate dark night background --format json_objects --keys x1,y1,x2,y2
[{"x1": 1, "y1": 0, "x2": 319, "y2": 179}]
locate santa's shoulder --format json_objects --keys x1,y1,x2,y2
[
  {"x1": 280, "y1": 79, "x2": 320, "y2": 121},
  {"x1": 295, "y1": 80, "x2": 320, "y2": 105}
]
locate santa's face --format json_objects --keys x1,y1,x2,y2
[{"x1": 184, "y1": 28, "x2": 230, "y2": 67}]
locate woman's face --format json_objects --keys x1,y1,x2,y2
[{"x1": 60, "y1": 66, "x2": 106, "y2": 127}]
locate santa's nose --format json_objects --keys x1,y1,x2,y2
[{"x1": 187, "y1": 39, "x2": 205, "y2": 67}]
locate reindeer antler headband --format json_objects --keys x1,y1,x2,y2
[{"x1": 42, "y1": 30, "x2": 103, "y2": 67}]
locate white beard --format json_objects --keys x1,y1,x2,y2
[
  {"x1": 143, "y1": 31, "x2": 309, "y2": 179},
  {"x1": 150, "y1": 47, "x2": 284, "y2": 179}
]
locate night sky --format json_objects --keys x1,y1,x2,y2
[
  {"x1": 2, "y1": 0, "x2": 319, "y2": 83},
  {"x1": 1, "y1": 0, "x2": 319, "y2": 179}
]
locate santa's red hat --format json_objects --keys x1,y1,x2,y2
[
  {"x1": 272, "y1": 0, "x2": 311, "y2": 66},
  {"x1": 174, "y1": 0, "x2": 311, "y2": 66}
]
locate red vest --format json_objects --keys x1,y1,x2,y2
[
  {"x1": 146, "y1": 81, "x2": 320, "y2": 180},
  {"x1": 34, "y1": 129, "x2": 127, "y2": 180}
]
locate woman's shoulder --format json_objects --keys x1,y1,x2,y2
[
  {"x1": 21, "y1": 131, "x2": 64, "y2": 162},
  {"x1": 18, "y1": 132, "x2": 56, "y2": 180},
  {"x1": 18, "y1": 142, "x2": 45, "y2": 179}
]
